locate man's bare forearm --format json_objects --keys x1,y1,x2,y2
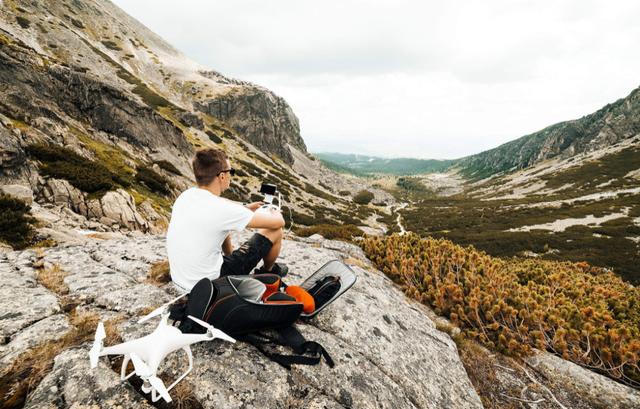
[{"x1": 222, "y1": 235, "x2": 233, "y2": 256}]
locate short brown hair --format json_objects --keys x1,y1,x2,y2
[{"x1": 192, "y1": 148, "x2": 228, "y2": 186}]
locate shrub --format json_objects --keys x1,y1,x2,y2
[
  {"x1": 101, "y1": 40, "x2": 121, "y2": 51},
  {"x1": 26, "y1": 144, "x2": 119, "y2": 194},
  {"x1": 396, "y1": 176, "x2": 427, "y2": 191},
  {"x1": 135, "y1": 166, "x2": 170, "y2": 195},
  {"x1": 205, "y1": 130, "x2": 222, "y2": 143},
  {"x1": 0, "y1": 195, "x2": 36, "y2": 249},
  {"x1": 338, "y1": 190, "x2": 350, "y2": 196},
  {"x1": 362, "y1": 233, "x2": 640, "y2": 387},
  {"x1": 295, "y1": 224, "x2": 364, "y2": 242},
  {"x1": 71, "y1": 18, "x2": 84, "y2": 29},
  {"x1": 353, "y1": 190, "x2": 374, "y2": 205},
  {"x1": 16, "y1": 16, "x2": 30, "y2": 29},
  {"x1": 154, "y1": 160, "x2": 182, "y2": 175}
]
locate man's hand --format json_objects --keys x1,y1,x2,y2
[{"x1": 245, "y1": 201, "x2": 264, "y2": 212}]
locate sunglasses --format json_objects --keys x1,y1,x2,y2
[{"x1": 219, "y1": 167, "x2": 236, "y2": 176}]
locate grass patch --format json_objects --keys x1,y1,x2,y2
[
  {"x1": 0, "y1": 194, "x2": 36, "y2": 250},
  {"x1": 37, "y1": 264, "x2": 69, "y2": 295},
  {"x1": 71, "y1": 18, "x2": 84, "y2": 29},
  {"x1": 147, "y1": 260, "x2": 170, "y2": 284},
  {"x1": 400, "y1": 193, "x2": 640, "y2": 283}
]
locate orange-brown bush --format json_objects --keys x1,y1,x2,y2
[{"x1": 362, "y1": 233, "x2": 640, "y2": 387}]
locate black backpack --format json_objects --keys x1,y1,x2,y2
[{"x1": 169, "y1": 273, "x2": 334, "y2": 369}]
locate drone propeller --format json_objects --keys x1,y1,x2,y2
[
  {"x1": 89, "y1": 322, "x2": 106, "y2": 368},
  {"x1": 138, "y1": 294, "x2": 185, "y2": 324},
  {"x1": 130, "y1": 353, "x2": 172, "y2": 402},
  {"x1": 187, "y1": 315, "x2": 236, "y2": 343}
]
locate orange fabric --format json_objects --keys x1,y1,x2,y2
[
  {"x1": 260, "y1": 278, "x2": 281, "y2": 301},
  {"x1": 285, "y1": 286, "x2": 315, "y2": 313}
]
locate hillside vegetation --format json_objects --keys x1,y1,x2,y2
[{"x1": 362, "y1": 233, "x2": 640, "y2": 388}]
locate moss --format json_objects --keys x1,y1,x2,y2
[
  {"x1": 136, "y1": 167, "x2": 171, "y2": 195},
  {"x1": 0, "y1": 195, "x2": 36, "y2": 250},
  {"x1": 16, "y1": 16, "x2": 30, "y2": 29}
]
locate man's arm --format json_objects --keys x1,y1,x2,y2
[
  {"x1": 222, "y1": 234, "x2": 233, "y2": 256},
  {"x1": 246, "y1": 209, "x2": 285, "y2": 229}
]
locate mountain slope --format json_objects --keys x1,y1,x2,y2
[
  {"x1": 0, "y1": 0, "x2": 392, "y2": 243},
  {"x1": 455, "y1": 86, "x2": 640, "y2": 179}
]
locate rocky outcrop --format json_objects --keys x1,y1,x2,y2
[
  {"x1": 525, "y1": 350, "x2": 640, "y2": 408},
  {"x1": 86, "y1": 189, "x2": 148, "y2": 232},
  {"x1": 196, "y1": 88, "x2": 307, "y2": 164},
  {"x1": 38, "y1": 179, "x2": 150, "y2": 232},
  {"x1": 2, "y1": 233, "x2": 483, "y2": 408}
]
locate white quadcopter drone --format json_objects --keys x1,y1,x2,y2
[{"x1": 89, "y1": 295, "x2": 235, "y2": 403}]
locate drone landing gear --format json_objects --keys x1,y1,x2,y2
[{"x1": 120, "y1": 347, "x2": 194, "y2": 403}]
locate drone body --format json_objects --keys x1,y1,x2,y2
[{"x1": 89, "y1": 295, "x2": 234, "y2": 403}]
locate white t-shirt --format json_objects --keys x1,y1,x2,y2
[{"x1": 166, "y1": 187, "x2": 254, "y2": 291}]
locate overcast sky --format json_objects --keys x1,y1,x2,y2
[{"x1": 112, "y1": 0, "x2": 640, "y2": 159}]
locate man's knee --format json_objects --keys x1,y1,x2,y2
[{"x1": 258, "y1": 227, "x2": 282, "y2": 243}]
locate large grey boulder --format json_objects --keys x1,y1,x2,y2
[
  {"x1": 40, "y1": 178, "x2": 87, "y2": 215},
  {"x1": 11, "y1": 234, "x2": 484, "y2": 408},
  {"x1": 86, "y1": 189, "x2": 149, "y2": 232}
]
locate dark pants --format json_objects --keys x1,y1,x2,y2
[{"x1": 220, "y1": 233, "x2": 273, "y2": 276}]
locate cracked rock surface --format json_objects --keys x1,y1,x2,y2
[{"x1": 1, "y1": 233, "x2": 484, "y2": 408}]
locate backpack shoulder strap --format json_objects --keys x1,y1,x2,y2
[{"x1": 240, "y1": 325, "x2": 334, "y2": 369}]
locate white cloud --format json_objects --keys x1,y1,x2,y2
[{"x1": 112, "y1": 0, "x2": 640, "y2": 158}]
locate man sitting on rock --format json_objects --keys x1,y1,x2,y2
[{"x1": 166, "y1": 148, "x2": 287, "y2": 292}]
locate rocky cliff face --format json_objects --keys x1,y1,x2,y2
[
  {"x1": 455, "y1": 86, "x2": 640, "y2": 179},
  {"x1": 195, "y1": 85, "x2": 307, "y2": 165}
]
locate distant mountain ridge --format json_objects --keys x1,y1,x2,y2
[{"x1": 315, "y1": 152, "x2": 455, "y2": 176}]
